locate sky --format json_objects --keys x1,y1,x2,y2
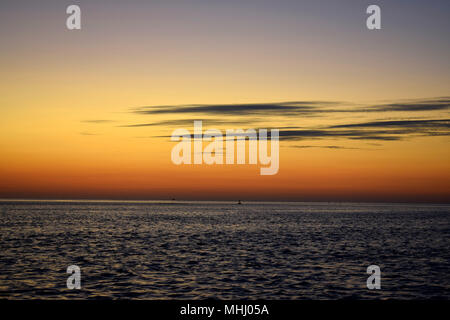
[{"x1": 0, "y1": 0, "x2": 449, "y2": 202}]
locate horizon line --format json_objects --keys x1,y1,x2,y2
[{"x1": 0, "y1": 198, "x2": 449, "y2": 205}]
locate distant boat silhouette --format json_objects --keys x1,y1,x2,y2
[{"x1": 237, "y1": 200, "x2": 242, "y2": 205}]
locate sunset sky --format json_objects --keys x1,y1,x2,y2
[{"x1": 1, "y1": 0, "x2": 449, "y2": 202}]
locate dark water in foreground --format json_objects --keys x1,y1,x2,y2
[{"x1": 0, "y1": 201, "x2": 449, "y2": 299}]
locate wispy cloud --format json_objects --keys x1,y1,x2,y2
[
  {"x1": 156, "y1": 119, "x2": 450, "y2": 142},
  {"x1": 290, "y1": 145, "x2": 361, "y2": 149},
  {"x1": 118, "y1": 119, "x2": 261, "y2": 127},
  {"x1": 81, "y1": 120, "x2": 115, "y2": 123},
  {"x1": 116, "y1": 97, "x2": 450, "y2": 143},
  {"x1": 278, "y1": 118, "x2": 450, "y2": 141},
  {"x1": 79, "y1": 132, "x2": 99, "y2": 136},
  {"x1": 132, "y1": 101, "x2": 342, "y2": 116},
  {"x1": 129, "y1": 97, "x2": 450, "y2": 118},
  {"x1": 366, "y1": 97, "x2": 450, "y2": 112},
  {"x1": 330, "y1": 119, "x2": 450, "y2": 129},
  {"x1": 277, "y1": 129, "x2": 404, "y2": 141}
]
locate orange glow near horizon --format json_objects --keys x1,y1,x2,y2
[{"x1": 1, "y1": 128, "x2": 449, "y2": 202}]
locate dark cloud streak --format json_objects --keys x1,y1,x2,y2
[
  {"x1": 132, "y1": 101, "x2": 342, "y2": 116},
  {"x1": 130, "y1": 98, "x2": 450, "y2": 117},
  {"x1": 118, "y1": 119, "x2": 261, "y2": 127},
  {"x1": 367, "y1": 98, "x2": 450, "y2": 112},
  {"x1": 81, "y1": 120, "x2": 115, "y2": 123},
  {"x1": 124, "y1": 97, "x2": 450, "y2": 142}
]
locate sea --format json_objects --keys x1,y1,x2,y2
[{"x1": 0, "y1": 200, "x2": 449, "y2": 299}]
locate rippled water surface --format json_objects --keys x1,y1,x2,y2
[{"x1": 0, "y1": 201, "x2": 449, "y2": 299}]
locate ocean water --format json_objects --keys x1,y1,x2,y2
[{"x1": 0, "y1": 201, "x2": 449, "y2": 299}]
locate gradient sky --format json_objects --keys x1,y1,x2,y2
[{"x1": 0, "y1": 0, "x2": 449, "y2": 202}]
